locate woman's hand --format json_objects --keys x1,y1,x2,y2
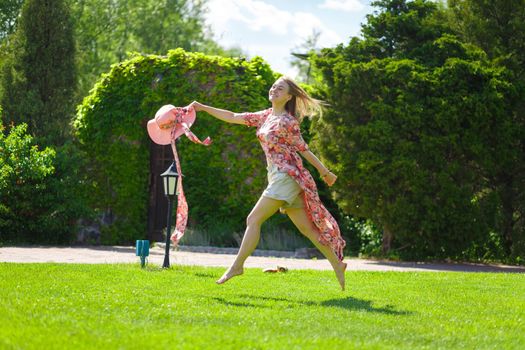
[
  {"x1": 322, "y1": 171, "x2": 337, "y2": 187},
  {"x1": 189, "y1": 100, "x2": 204, "y2": 111}
]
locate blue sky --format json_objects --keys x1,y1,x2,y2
[{"x1": 204, "y1": 0, "x2": 374, "y2": 78}]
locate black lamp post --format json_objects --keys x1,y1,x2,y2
[{"x1": 160, "y1": 161, "x2": 179, "y2": 268}]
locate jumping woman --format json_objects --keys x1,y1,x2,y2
[{"x1": 189, "y1": 76, "x2": 347, "y2": 290}]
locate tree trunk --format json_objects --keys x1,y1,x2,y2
[
  {"x1": 382, "y1": 224, "x2": 393, "y2": 255},
  {"x1": 500, "y1": 181, "x2": 515, "y2": 256}
]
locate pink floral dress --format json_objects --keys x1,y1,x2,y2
[{"x1": 238, "y1": 108, "x2": 346, "y2": 261}]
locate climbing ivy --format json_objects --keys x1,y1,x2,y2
[{"x1": 74, "y1": 49, "x2": 278, "y2": 243}]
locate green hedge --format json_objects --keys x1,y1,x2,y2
[{"x1": 74, "y1": 49, "x2": 279, "y2": 244}]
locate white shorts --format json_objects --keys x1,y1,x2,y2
[{"x1": 262, "y1": 164, "x2": 304, "y2": 209}]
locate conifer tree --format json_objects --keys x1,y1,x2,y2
[{"x1": 0, "y1": 0, "x2": 76, "y2": 145}]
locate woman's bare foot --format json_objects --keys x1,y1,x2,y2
[
  {"x1": 335, "y1": 261, "x2": 347, "y2": 291},
  {"x1": 216, "y1": 266, "x2": 244, "y2": 284}
]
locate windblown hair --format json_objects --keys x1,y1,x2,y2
[{"x1": 281, "y1": 76, "x2": 323, "y2": 121}]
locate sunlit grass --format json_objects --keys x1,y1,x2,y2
[{"x1": 1, "y1": 263, "x2": 523, "y2": 349}]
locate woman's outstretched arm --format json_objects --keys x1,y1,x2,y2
[{"x1": 190, "y1": 101, "x2": 246, "y2": 125}]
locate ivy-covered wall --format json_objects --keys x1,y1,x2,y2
[{"x1": 74, "y1": 49, "x2": 278, "y2": 243}]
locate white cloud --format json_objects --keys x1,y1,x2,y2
[
  {"x1": 242, "y1": 43, "x2": 299, "y2": 76},
  {"x1": 206, "y1": 0, "x2": 341, "y2": 43},
  {"x1": 291, "y1": 12, "x2": 342, "y2": 47},
  {"x1": 205, "y1": 0, "x2": 245, "y2": 44},
  {"x1": 235, "y1": 0, "x2": 291, "y2": 35},
  {"x1": 206, "y1": 0, "x2": 291, "y2": 36},
  {"x1": 318, "y1": 0, "x2": 365, "y2": 12},
  {"x1": 204, "y1": 0, "x2": 347, "y2": 77}
]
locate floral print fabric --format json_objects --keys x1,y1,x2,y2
[{"x1": 238, "y1": 108, "x2": 346, "y2": 261}]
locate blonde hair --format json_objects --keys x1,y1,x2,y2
[{"x1": 280, "y1": 76, "x2": 323, "y2": 121}]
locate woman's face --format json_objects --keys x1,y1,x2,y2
[{"x1": 269, "y1": 79, "x2": 291, "y2": 104}]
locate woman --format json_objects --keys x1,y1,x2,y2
[{"x1": 190, "y1": 76, "x2": 347, "y2": 290}]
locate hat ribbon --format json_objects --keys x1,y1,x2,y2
[{"x1": 168, "y1": 108, "x2": 212, "y2": 245}]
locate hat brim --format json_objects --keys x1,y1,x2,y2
[{"x1": 147, "y1": 105, "x2": 196, "y2": 145}]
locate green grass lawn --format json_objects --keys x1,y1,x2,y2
[{"x1": 1, "y1": 263, "x2": 524, "y2": 350}]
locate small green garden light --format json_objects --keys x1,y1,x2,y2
[
  {"x1": 135, "y1": 240, "x2": 149, "y2": 268},
  {"x1": 160, "y1": 161, "x2": 179, "y2": 268}
]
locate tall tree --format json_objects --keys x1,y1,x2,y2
[
  {"x1": 0, "y1": 0, "x2": 24, "y2": 98},
  {"x1": 0, "y1": 0, "x2": 76, "y2": 146},
  {"x1": 0, "y1": 0, "x2": 24, "y2": 42},
  {"x1": 447, "y1": 0, "x2": 525, "y2": 258},
  {"x1": 1, "y1": 1, "x2": 241, "y2": 103},
  {"x1": 70, "y1": 0, "x2": 229, "y2": 100},
  {"x1": 312, "y1": 0, "x2": 516, "y2": 260},
  {"x1": 447, "y1": 0, "x2": 525, "y2": 74}
]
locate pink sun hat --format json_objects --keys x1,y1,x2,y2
[{"x1": 147, "y1": 104, "x2": 196, "y2": 145}]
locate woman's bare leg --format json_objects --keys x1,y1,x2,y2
[
  {"x1": 216, "y1": 196, "x2": 284, "y2": 284},
  {"x1": 286, "y1": 207, "x2": 347, "y2": 291}
]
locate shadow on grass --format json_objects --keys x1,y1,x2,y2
[
  {"x1": 320, "y1": 297, "x2": 412, "y2": 315},
  {"x1": 366, "y1": 260, "x2": 525, "y2": 273},
  {"x1": 212, "y1": 297, "x2": 272, "y2": 308},
  {"x1": 213, "y1": 293, "x2": 412, "y2": 315},
  {"x1": 193, "y1": 272, "x2": 217, "y2": 278}
]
